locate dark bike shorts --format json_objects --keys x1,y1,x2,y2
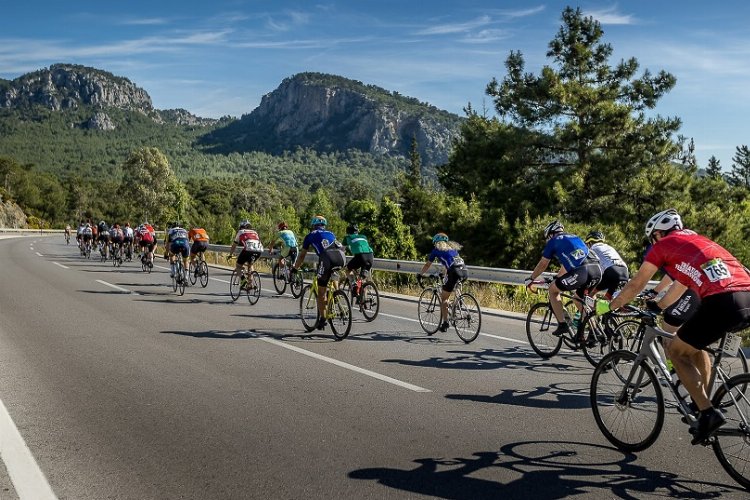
[
  {"x1": 139, "y1": 240, "x2": 155, "y2": 251},
  {"x1": 170, "y1": 240, "x2": 190, "y2": 259},
  {"x1": 663, "y1": 288, "x2": 700, "y2": 327},
  {"x1": 111, "y1": 236, "x2": 124, "y2": 244},
  {"x1": 98, "y1": 233, "x2": 110, "y2": 243},
  {"x1": 237, "y1": 250, "x2": 261, "y2": 266},
  {"x1": 82, "y1": 234, "x2": 92, "y2": 242},
  {"x1": 677, "y1": 291, "x2": 750, "y2": 350},
  {"x1": 443, "y1": 265, "x2": 468, "y2": 293},
  {"x1": 595, "y1": 265, "x2": 629, "y2": 297},
  {"x1": 347, "y1": 252, "x2": 374, "y2": 273},
  {"x1": 317, "y1": 247, "x2": 346, "y2": 287},
  {"x1": 190, "y1": 241, "x2": 208, "y2": 256},
  {"x1": 555, "y1": 260, "x2": 602, "y2": 298}
]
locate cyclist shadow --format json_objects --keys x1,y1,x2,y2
[
  {"x1": 349, "y1": 440, "x2": 738, "y2": 499},
  {"x1": 230, "y1": 313, "x2": 301, "y2": 321},
  {"x1": 445, "y1": 382, "x2": 591, "y2": 410},
  {"x1": 161, "y1": 329, "x2": 256, "y2": 339},
  {"x1": 348, "y1": 331, "x2": 462, "y2": 345},
  {"x1": 253, "y1": 328, "x2": 344, "y2": 343}
]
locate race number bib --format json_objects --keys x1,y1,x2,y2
[
  {"x1": 701, "y1": 258, "x2": 731, "y2": 283},
  {"x1": 244, "y1": 239, "x2": 262, "y2": 251}
]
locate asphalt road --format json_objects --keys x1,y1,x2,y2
[{"x1": 0, "y1": 235, "x2": 746, "y2": 499}]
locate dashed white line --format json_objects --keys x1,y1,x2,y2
[
  {"x1": 0, "y1": 398, "x2": 58, "y2": 499},
  {"x1": 95, "y1": 280, "x2": 139, "y2": 295},
  {"x1": 260, "y1": 337, "x2": 431, "y2": 393},
  {"x1": 35, "y1": 252, "x2": 42, "y2": 257},
  {"x1": 380, "y1": 312, "x2": 529, "y2": 345},
  {"x1": 52, "y1": 262, "x2": 69, "y2": 269}
]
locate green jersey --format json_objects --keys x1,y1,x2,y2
[{"x1": 343, "y1": 233, "x2": 373, "y2": 254}]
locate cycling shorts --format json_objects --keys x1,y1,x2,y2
[
  {"x1": 190, "y1": 241, "x2": 208, "y2": 255},
  {"x1": 170, "y1": 240, "x2": 190, "y2": 258},
  {"x1": 443, "y1": 265, "x2": 468, "y2": 293},
  {"x1": 663, "y1": 288, "x2": 700, "y2": 327},
  {"x1": 82, "y1": 234, "x2": 92, "y2": 242},
  {"x1": 123, "y1": 236, "x2": 134, "y2": 243},
  {"x1": 346, "y1": 252, "x2": 374, "y2": 273},
  {"x1": 595, "y1": 265, "x2": 629, "y2": 297},
  {"x1": 282, "y1": 246, "x2": 298, "y2": 263},
  {"x1": 317, "y1": 246, "x2": 346, "y2": 287},
  {"x1": 555, "y1": 259, "x2": 602, "y2": 298},
  {"x1": 677, "y1": 291, "x2": 750, "y2": 349},
  {"x1": 111, "y1": 236, "x2": 124, "y2": 244},
  {"x1": 139, "y1": 240, "x2": 155, "y2": 250},
  {"x1": 98, "y1": 233, "x2": 110, "y2": 243},
  {"x1": 237, "y1": 250, "x2": 261, "y2": 266}
]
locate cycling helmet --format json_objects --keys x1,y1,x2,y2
[
  {"x1": 310, "y1": 215, "x2": 327, "y2": 228},
  {"x1": 645, "y1": 209, "x2": 683, "y2": 240},
  {"x1": 585, "y1": 230, "x2": 605, "y2": 244},
  {"x1": 543, "y1": 220, "x2": 564, "y2": 239},
  {"x1": 239, "y1": 220, "x2": 251, "y2": 230},
  {"x1": 432, "y1": 232, "x2": 449, "y2": 244},
  {"x1": 346, "y1": 223, "x2": 358, "y2": 235},
  {"x1": 277, "y1": 221, "x2": 288, "y2": 231},
  {"x1": 99, "y1": 220, "x2": 106, "y2": 226}
]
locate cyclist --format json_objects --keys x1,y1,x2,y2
[
  {"x1": 166, "y1": 222, "x2": 190, "y2": 281},
  {"x1": 585, "y1": 230, "x2": 629, "y2": 300},
  {"x1": 599, "y1": 208, "x2": 750, "y2": 444},
  {"x1": 291, "y1": 215, "x2": 345, "y2": 330},
  {"x1": 64, "y1": 224, "x2": 71, "y2": 244},
  {"x1": 524, "y1": 220, "x2": 602, "y2": 342},
  {"x1": 76, "y1": 220, "x2": 86, "y2": 252},
  {"x1": 135, "y1": 222, "x2": 156, "y2": 267},
  {"x1": 267, "y1": 221, "x2": 298, "y2": 272},
  {"x1": 80, "y1": 222, "x2": 93, "y2": 254},
  {"x1": 97, "y1": 220, "x2": 110, "y2": 259},
  {"x1": 188, "y1": 225, "x2": 210, "y2": 271},
  {"x1": 109, "y1": 223, "x2": 124, "y2": 260},
  {"x1": 343, "y1": 223, "x2": 374, "y2": 299},
  {"x1": 418, "y1": 232, "x2": 468, "y2": 332},
  {"x1": 228, "y1": 220, "x2": 263, "y2": 289},
  {"x1": 123, "y1": 222, "x2": 134, "y2": 259}
]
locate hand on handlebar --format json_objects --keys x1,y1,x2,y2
[{"x1": 595, "y1": 299, "x2": 611, "y2": 316}]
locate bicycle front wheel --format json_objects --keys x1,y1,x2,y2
[
  {"x1": 177, "y1": 264, "x2": 186, "y2": 296},
  {"x1": 272, "y1": 263, "x2": 287, "y2": 295},
  {"x1": 246, "y1": 271, "x2": 261, "y2": 305},
  {"x1": 581, "y1": 315, "x2": 610, "y2": 367},
  {"x1": 290, "y1": 272, "x2": 304, "y2": 298},
  {"x1": 229, "y1": 270, "x2": 242, "y2": 302},
  {"x1": 590, "y1": 350, "x2": 664, "y2": 452},
  {"x1": 711, "y1": 373, "x2": 750, "y2": 490},
  {"x1": 359, "y1": 282, "x2": 380, "y2": 322},
  {"x1": 198, "y1": 261, "x2": 209, "y2": 288},
  {"x1": 611, "y1": 320, "x2": 642, "y2": 353},
  {"x1": 299, "y1": 284, "x2": 318, "y2": 332},
  {"x1": 525, "y1": 302, "x2": 563, "y2": 358},
  {"x1": 328, "y1": 290, "x2": 352, "y2": 340},
  {"x1": 189, "y1": 261, "x2": 198, "y2": 286},
  {"x1": 417, "y1": 288, "x2": 441, "y2": 335},
  {"x1": 453, "y1": 292, "x2": 481, "y2": 343}
]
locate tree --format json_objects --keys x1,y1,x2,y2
[
  {"x1": 372, "y1": 197, "x2": 416, "y2": 260},
  {"x1": 706, "y1": 155, "x2": 722, "y2": 179},
  {"x1": 484, "y1": 6, "x2": 680, "y2": 222},
  {"x1": 408, "y1": 133, "x2": 421, "y2": 185},
  {"x1": 730, "y1": 145, "x2": 750, "y2": 189}
]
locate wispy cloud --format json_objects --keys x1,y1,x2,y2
[
  {"x1": 265, "y1": 10, "x2": 311, "y2": 32},
  {"x1": 120, "y1": 17, "x2": 170, "y2": 26},
  {"x1": 489, "y1": 6, "x2": 546, "y2": 19},
  {"x1": 584, "y1": 6, "x2": 637, "y2": 25},
  {"x1": 459, "y1": 29, "x2": 510, "y2": 44},
  {"x1": 416, "y1": 15, "x2": 492, "y2": 36}
]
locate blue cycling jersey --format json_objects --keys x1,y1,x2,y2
[
  {"x1": 542, "y1": 233, "x2": 589, "y2": 270},
  {"x1": 428, "y1": 247, "x2": 464, "y2": 269},
  {"x1": 302, "y1": 229, "x2": 337, "y2": 255}
]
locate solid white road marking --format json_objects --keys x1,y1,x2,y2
[
  {"x1": 210, "y1": 277, "x2": 230, "y2": 284},
  {"x1": 52, "y1": 262, "x2": 69, "y2": 269},
  {"x1": 95, "y1": 280, "x2": 139, "y2": 295},
  {"x1": 260, "y1": 337, "x2": 431, "y2": 393},
  {"x1": 0, "y1": 399, "x2": 58, "y2": 499}
]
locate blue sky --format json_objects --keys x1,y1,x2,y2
[{"x1": 1, "y1": 1, "x2": 749, "y2": 170}]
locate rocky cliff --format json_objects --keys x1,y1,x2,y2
[{"x1": 0, "y1": 195, "x2": 27, "y2": 228}]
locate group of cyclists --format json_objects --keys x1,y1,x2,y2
[
  {"x1": 525, "y1": 208, "x2": 750, "y2": 446},
  {"x1": 75, "y1": 219, "x2": 158, "y2": 265}
]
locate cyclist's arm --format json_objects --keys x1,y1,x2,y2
[
  {"x1": 610, "y1": 261, "x2": 659, "y2": 310},
  {"x1": 528, "y1": 257, "x2": 551, "y2": 281},
  {"x1": 293, "y1": 248, "x2": 308, "y2": 269},
  {"x1": 419, "y1": 260, "x2": 432, "y2": 275}
]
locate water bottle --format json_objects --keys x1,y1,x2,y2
[{"x1": 571, "y1": 312, "x2": 581, "y2": 331}]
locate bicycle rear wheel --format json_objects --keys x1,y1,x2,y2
[
  {"x1": 525, "y1": 302, "x2": 563, "y2": 358},
  {"x1": 417, "y1": 288, "x2": 441, "y2": 335},
  {"x1": 359, "y1": 282, "x2": 380, "y2": 322},
  {"x1": 329, "y1": 290, "x2": 352, "y2": 340},
  {"x1": 590, "y1": 350, "x2": 664, "y2": 452},
  {"x1": 581, "y1": 315, "x2": 610, "y2": 367},
  {"x1": 272, "y1": 263, "x2": 287, "y2": 295},
  {"x1": 290, "y1": 271, "x2": 304, "y2": 298},
  {"x1": 611, "y1": 320, "x2": 642, "y2": 353},
  {"x1": 177, "y1": 263, "x2": 186, "y2": 296},
  {"x1": 246, "y1": 271, "x2": 261, "y2": 305},
  {"x1": 198, "y1": 261, "x2": 209, "y2": 288},
  {"x1": 453, "y1": 292, "x2": 481, "y2": 343},
  {"x1": 229, "y1": 270, "x2": 242, "y2": 302},
  {"x1": 189, "y1": 261, "x2": 198, "y2": 285},
  {"x1": 711, "y1": 373, "x2": 750, "y2": 490},
  {"x1": 299, "y1": 284, "x2": 318, "y2": 332}
]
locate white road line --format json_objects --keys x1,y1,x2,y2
[
  {"x1": 260, "y1": 337, "x2": 431, "y2": 393},
  {"x1": 95, "y1": 280, "x2": 139, "y2": 295},
  {"x1": 0, "y1": 398, "x2": 58, "y2": 499},
  {"x1": 380, "y1": 312, "x2": 529, "y2": 346},
  {"x1": 52, "y1": 262, "x2": 69, "y2": 269},
  {"x1": 210, "y1": 277, "x2": 230, "y2": 284},
  {"x1": 35, "y1": 252, "x2": 42, "y2": 257}
]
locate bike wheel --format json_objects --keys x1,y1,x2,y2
[
  {"x1": 359, "y1": 282, "x2": 380, "y2": 322},
  {"x1": 611, "y1": 320, "x2": 642, "y2": 353},
  {"x1": 142, "y1": 259, "x2": 147, "y2": 272},
  {"x1": 590, "y1": 350, "x2": 664, "y2": 452},
  {"x1": 177, "y1": 264, "x2": 186, "y2": 296},
  {"x1": 581, "y1": 315, "x2": 610, "y2": 367},
  {"x1": 453, "y1": 292, "x2": 481, "y2": 343},
  {"x1": 272, "y1": 263, "x2": 287, "y2": 295},
  {"x1": 299, "y1": 284, "x2": 318, "y2": 332},
  {"x1": 711, "y1": 373, "x2": 750, "y2": 490},
  {"x1": 246, "y1": 271, "x2": 261, "y2": 305},
  {"x1": 189, "y1": 261, "x2": 198, "y2": 286},
  {"x1": 229, "y1": 270, "x2": 242, "y2": 302},
  {"x1": 417, "y1": 288, "x2": 441, "y2": 335},
  {"x1": 171, "y1": 268, "x2": 178, "y2": 293},
  {"x1": 328, "y1": 290, "x2": 352, "y2": 340},
  {"x1": 199, "y1": 261, "x2": 209, "y2": 288},
  {"x1": 290, "y1": 271, "x2": 304, "y2": 298},
  {"x1": 525, "y1": 302, "x2": 563, "y2": 358}
]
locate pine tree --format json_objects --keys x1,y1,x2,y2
[
  {"x1": 706, "y1": 155, "x2": 722, "y2": 179},
  {"x1": 730, "y1": 145, "x2": 750, "y2": 189}
]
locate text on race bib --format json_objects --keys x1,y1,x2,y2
[{"x1": 701, "y1": 258, "x2": 732, "y2": 283}]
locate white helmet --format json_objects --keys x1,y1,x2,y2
[
  {"x1": 543, "y1": 220, "x2": 564, "y2": 239},
  {"x1": 645, "y1": 209, "x2": 683, "y2": 239}
]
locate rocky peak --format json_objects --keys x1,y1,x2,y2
[{"x1": 157, "y1": 108, "x2": 218, "y2": 127}]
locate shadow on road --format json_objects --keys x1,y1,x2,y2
[
  {"x1": 161, "y1": 329, "x2": 257, "y2": 339},
  {"x1": 349, "y1": 440, "x2": 739, "y2": 499},
  {"x1": 445, "y1": 382, "x2": 591, "y2": 410}
]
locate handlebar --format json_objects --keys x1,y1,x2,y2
[{"x1": 417, "y1": 273, "x2": 444, "y2": 290}]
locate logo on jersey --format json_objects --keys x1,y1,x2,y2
[
  {"x1": 571, "y1": 249, "x2": 586, "y2": 261},
  {"x1": 676, "y1": 262, "x2": 704, "y2": 287}
]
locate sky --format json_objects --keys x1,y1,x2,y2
[{"x1": 1, "y1": 0, "x2": 749, "y2": 170}]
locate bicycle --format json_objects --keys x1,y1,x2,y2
[
  {"x1": 99, "y1": 242, "x2": 108, "y2": 262},
  {"x1": 171, "y1": 259, "x2": 186, "y2": 296},
  {"x1": 299, "y1": 271, "x2": 352, "y2": 340},
  {"x1": 417, "y1": 273, "x2": 482, "y2": 343},
  {"x1": 271, "y1": 251, "x2": 304, "y2": 298},
  {"x1": 111, "y1": 245, "x2": 122, "y2": 267},
  {"x1": 188, "y1": 252, "x2": 209, "y2": 288},
  {"x1": 140, "y1": 251, "x2": 153, "y2": 273},
  {"x1": 227, "y1": 256, "x2": 261, "y2": 305},
  {"x1": 590, "y1": 307, "x2": 750, "y2": 490},
  {"x1": 124, "y1": 242, "x2": 133, "y2": 262},
  {"x1": 340, "y1": 268, "x2": 380, "y2": 322},
  {"x1": 64, "y1": 232, "x2": 70, "y2": 245}
]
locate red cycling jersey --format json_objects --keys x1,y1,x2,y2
[
  {"x1": 234, "y1": 229, "x2": 262, "y2": 252},
  {"x1": 645, "y1": 229, "x2": 750, "y2": 298}
]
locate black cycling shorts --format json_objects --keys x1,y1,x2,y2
[
  {"x1": 663, "y1": 288, "x2": 700, "y2": 327},
  {"x1": 347, "y1": 252, "x2": 374, "y2": 273},
  {"x1": 191, "y1": 241, "x2": 208, "y2": 255},
  {"x1": 595, "y1": 265, "x2": 629, "y2": 297},
  {"x1": 317, "y1": 247, "x2": 346, "y2": 287},
  {"x1": 555, "y1": 261, "x2": 602, "y2": 298},
  {"x1": 443, "y1": 265, "x2": 468, "y2": 293},
  {"x1": 677, "y1": 291, "x2": 750, "y2": 350},
  {"x1": 98, "y1": 233, "x2": 110, "y2": 243},
  {"x1": 237, "y1": 250, "x2": 261, "y2": 266}
]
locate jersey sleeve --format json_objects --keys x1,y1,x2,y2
[
  {"x1": 541, "y1": 239, "x2": 556, "y2": 260},
  {"x1": 644, "y1": 244, "x2": 664, "y2": 269},
  {"x1": 301, "y1": 233, "x2": 313, "y2": 250}
]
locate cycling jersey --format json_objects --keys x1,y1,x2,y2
[
  {"x1": 589, "y1": 242, "x2": 626, "y2": 270},
  {"x1": 427, "y1": 247, "x2": 464, "y2": 270},
  {"x1": 168, "y1": 227, "x2": 189, "y2": 244},
  {"x1": 137, "y1": 227, "x2": 154, "y2": 243},
  {"x1": 277, "y1": 229, "x2": 297, "y2": 249},
  {"x1": 110, "y1": 228, "x2": 124, "y2": 241},
  {"x1": 343, "y1": 234, "x2": 373, "y2": 255},
  {"x1": 188, "y1": 228, "x2": 209, "y2": 242},
  {"x1": 542, "y1": 233, "x2": 589, "y2": 270},
  {"x1": 644, "y1": 229, "x2": 750, "y2": 298},
  {"x1": 302, "y1": 229, "x2": 337, "y2": 255},
  {"x1": 235, "y1": 229, "x2": 263, "y2": 252},
  {"x1": 123, "y1": 227, "x2": 134, "y2": 240}
]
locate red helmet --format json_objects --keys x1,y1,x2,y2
[{"x1": 277, "y1": 221, "x2": 288, "y2": 230}]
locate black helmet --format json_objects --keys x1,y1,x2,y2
[
  {"x1": 346, "y1": 223, "x2": 358, "y2": 235},
  {"x1": 585, "y1": 230, "x2": 605, "y2": 244}
]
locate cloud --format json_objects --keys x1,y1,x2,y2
[
  {"x1": 459, "y1": 29, "x2": 510, "y2": 44},
  {"x1": 584, "y1": 6, "x2": 637, "y2": 25},
  {"x1": 120, "y1": 17, "x2": 170, "y2": 26},
  {"x1": 490, "y1": 6, "x2": 546, "y2": 19},
  {"x1": 416, "y1": 15, "x2": 492, "y2": 36},
  {"x1": 265, "y1": 10, "x2": 311, "y2": 32}
]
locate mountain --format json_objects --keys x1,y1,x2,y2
[{"x1": 200, "y1": 72, "x2": 463, "y2": 166}]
